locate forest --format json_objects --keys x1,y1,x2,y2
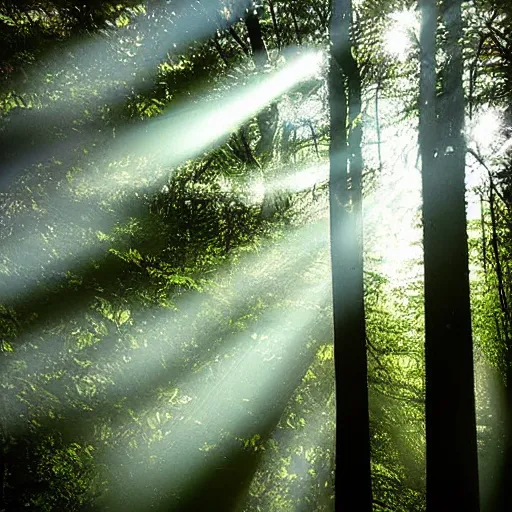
[{"x1": 0, "y1": 0, "x2": 511, "y2": 510}]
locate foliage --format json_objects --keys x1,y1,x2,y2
[{"x1": 0, "y1": 0, "x2": 511, "y2": 510}]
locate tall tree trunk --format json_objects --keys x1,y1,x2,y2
[
  {"x1": 375, "y1": 81, "x2": 383, "y2": 172},
  {"x1": 419, "y1": 0, "x2": 480, "y2": 510},
  {"x1": 267, "y1": 0, "x2": 282, "y2": 50},
  {"x1": 329, "y1": 0, "x2": 372, "y2": 510},
  {"x1": 488, "y1": 180, "x2": 512, "y2": 512},
  {"x1": 244, "y1": 4, "x2": 278, "y2": 161}
]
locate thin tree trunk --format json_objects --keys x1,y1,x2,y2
[
  {"x1": 420, "y1": 0, "x2": 480, "y2": 509},
  {"x1": 267, "y1": 0, "x2": 282, "y2": 50},
  {"x1": 228, "y1": 25, "x2": 251, "y2": 57},
  {"x1": 489, "y1": 179, "x2": 511, "y2": 340},
  {"x1": 308, "y1": 121, "x2": 321, "y2": 159},
  {"x1": 488, "y1": 182, "x2": 512, "y2": 419},
  {"x1": 375, "y1": 81, "x2": 383, "y2": 171},
  {"x1": 244, "y1": 6, "x2": 268, "y2": 68},
  {"x1": 293, "y1": 128, "x2": 297, "y2": 164},
  {"x1": 469, "y1": 35, "x2": 485, "y2": 121},
  {"x1": 481, "y1": 195, "x2": 504, "y2": 344},
  {"x1": 244, "y1": 4, "x2": 278, "y2": 161},
  {"x1": 290, "y1": 6, "x2": 302, "y2": 45},
  {"x1": 213, "y1": 33, "x2": 229, "y2": 67},
  {"x1": 481, "y1": 195, "x2": 488, "y2": 276},
  {"x1": 329, "y1": 0, "x2": 372, "y2": 510}
]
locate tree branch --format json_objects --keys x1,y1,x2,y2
[
  {"x1": 267, "y1": 0, "x2": 282, "y2": 50},
  {"x1": 228, "y1": 26, "x2": 250, "y2": 57}
]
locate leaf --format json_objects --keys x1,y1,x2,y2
[
  {"x1": 1, "y1": 340, "x2": 14, "y2": 352},
  {"x1": 118, "y1": 310, "x2": 131, "y2": 326},
  {"x1": 0, "y1": 14, "x2": 15, "y2": 26}
]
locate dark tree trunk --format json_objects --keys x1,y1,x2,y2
[
  {"x1": 488, "y1": 180, "x2": 512, "y2": 512},
  {"x1": 244, "y1": 4, "x2": 278, "y2": 161},
  {"x1": 329, "y1": 0, "x2": 372, "y2": 510},
  {"x1": 280, "y1": 121, "x2": 294, "y2": 163},
  {"x1": 419, "y1": 0, "x2": 480, "y2": 510},
  {"x1": 267, "y1": 0, "x2": 282, "y2": 50}
]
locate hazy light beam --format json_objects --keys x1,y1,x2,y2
[
  {"x1": 101, "y1": 280, "x2": 330, "y2": 511},
  {"x1": 7, "y1": 0, "x2": 252, "y2": 119},
  {"x1": 0, "y1": 1, "x2": 252, "y2": 192},
  {"x1": 1, "y1": 219, "x2": 329, "y2": 435},
  {"x1": 85, "y1": 49, "x2": 324, "y2": 194},
  {"x1": 0, "y1": 50, "x2": 322, "y2": 306}
]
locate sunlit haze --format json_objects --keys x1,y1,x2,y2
[{"x1": 383, "y1": 9, "x2": 419, "y2": 61}]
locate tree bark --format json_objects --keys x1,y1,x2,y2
[
  {"x1": 488, "y1": 179, "x2": 512, "y2": 512},
  {"x1": 329, "y1": 0, "x2": 372, "y2": 510},
  {"x1": 267, "y1": 0, "x2": 282, "y2": 50},
  {"x1": 419, "y1": 0, "x2": 480, "y2": 510},
  {"x1": 244, "y1": 4, "x2": 278, "y2": 161},
  {"x1": 375, "y1": 81, "x2": 383, "y2": 171}
]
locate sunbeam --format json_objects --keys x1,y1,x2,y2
[
  {"x1": 221, "y1": 159, "x2": 329, "y2": 207},
  {"x1": 1, "y1": 219, "x2": 329, "y2": 437},
  {"x1": 99, "y1": 279, "x2": 330, "y2": 511},
  {"x1": 266, "y1": 162, "x2": 329, "y2": 195},
  {"x1": 6, "y1": 0, "x2": 251, "y2": 119},
  {"x1": 247, "y1": 369, "x2": 335, "y2": 511},
  {"x1": 85, "y1": 48, "x2": 324, "y2": 193},
  {"x1": 0, "y1": 1, "x2": 254, "y2": 191},
  {"x1": 3, "y1": 0, "x2": 512, "y2": 509},
  {"x1": 0, "y1": 49, "x2": 323, "y2": 307}
]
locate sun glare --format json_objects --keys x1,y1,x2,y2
[
  {"x1": 249, "y1": 180, "x2": 266, "y2": 203},
  {"x1": 266, "y1": 162, "x2": 329, "y2": 195},
  {"x1": 383, "y1": 9, "x2": 419, "y2": 62},
  {"x1": 283, "y1": 163, "x2": 329, "y2": 192},
  {"x1": 470, "y1": 108, "x2": 503, "y2": 153}
]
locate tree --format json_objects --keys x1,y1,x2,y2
[
  {"x1": 419, "y1": 0, "x2": 480, "y2": 509},
  {"x1": 244, "y1": 2, "x2": 279, "y2": 161},
  {"x1": 329, "y1": 0, "x2": 372, "y2": 510}
]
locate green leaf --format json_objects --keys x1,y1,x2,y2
[{"x1": 118, "y1": 310, "x2": 131, "y2": 326}]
